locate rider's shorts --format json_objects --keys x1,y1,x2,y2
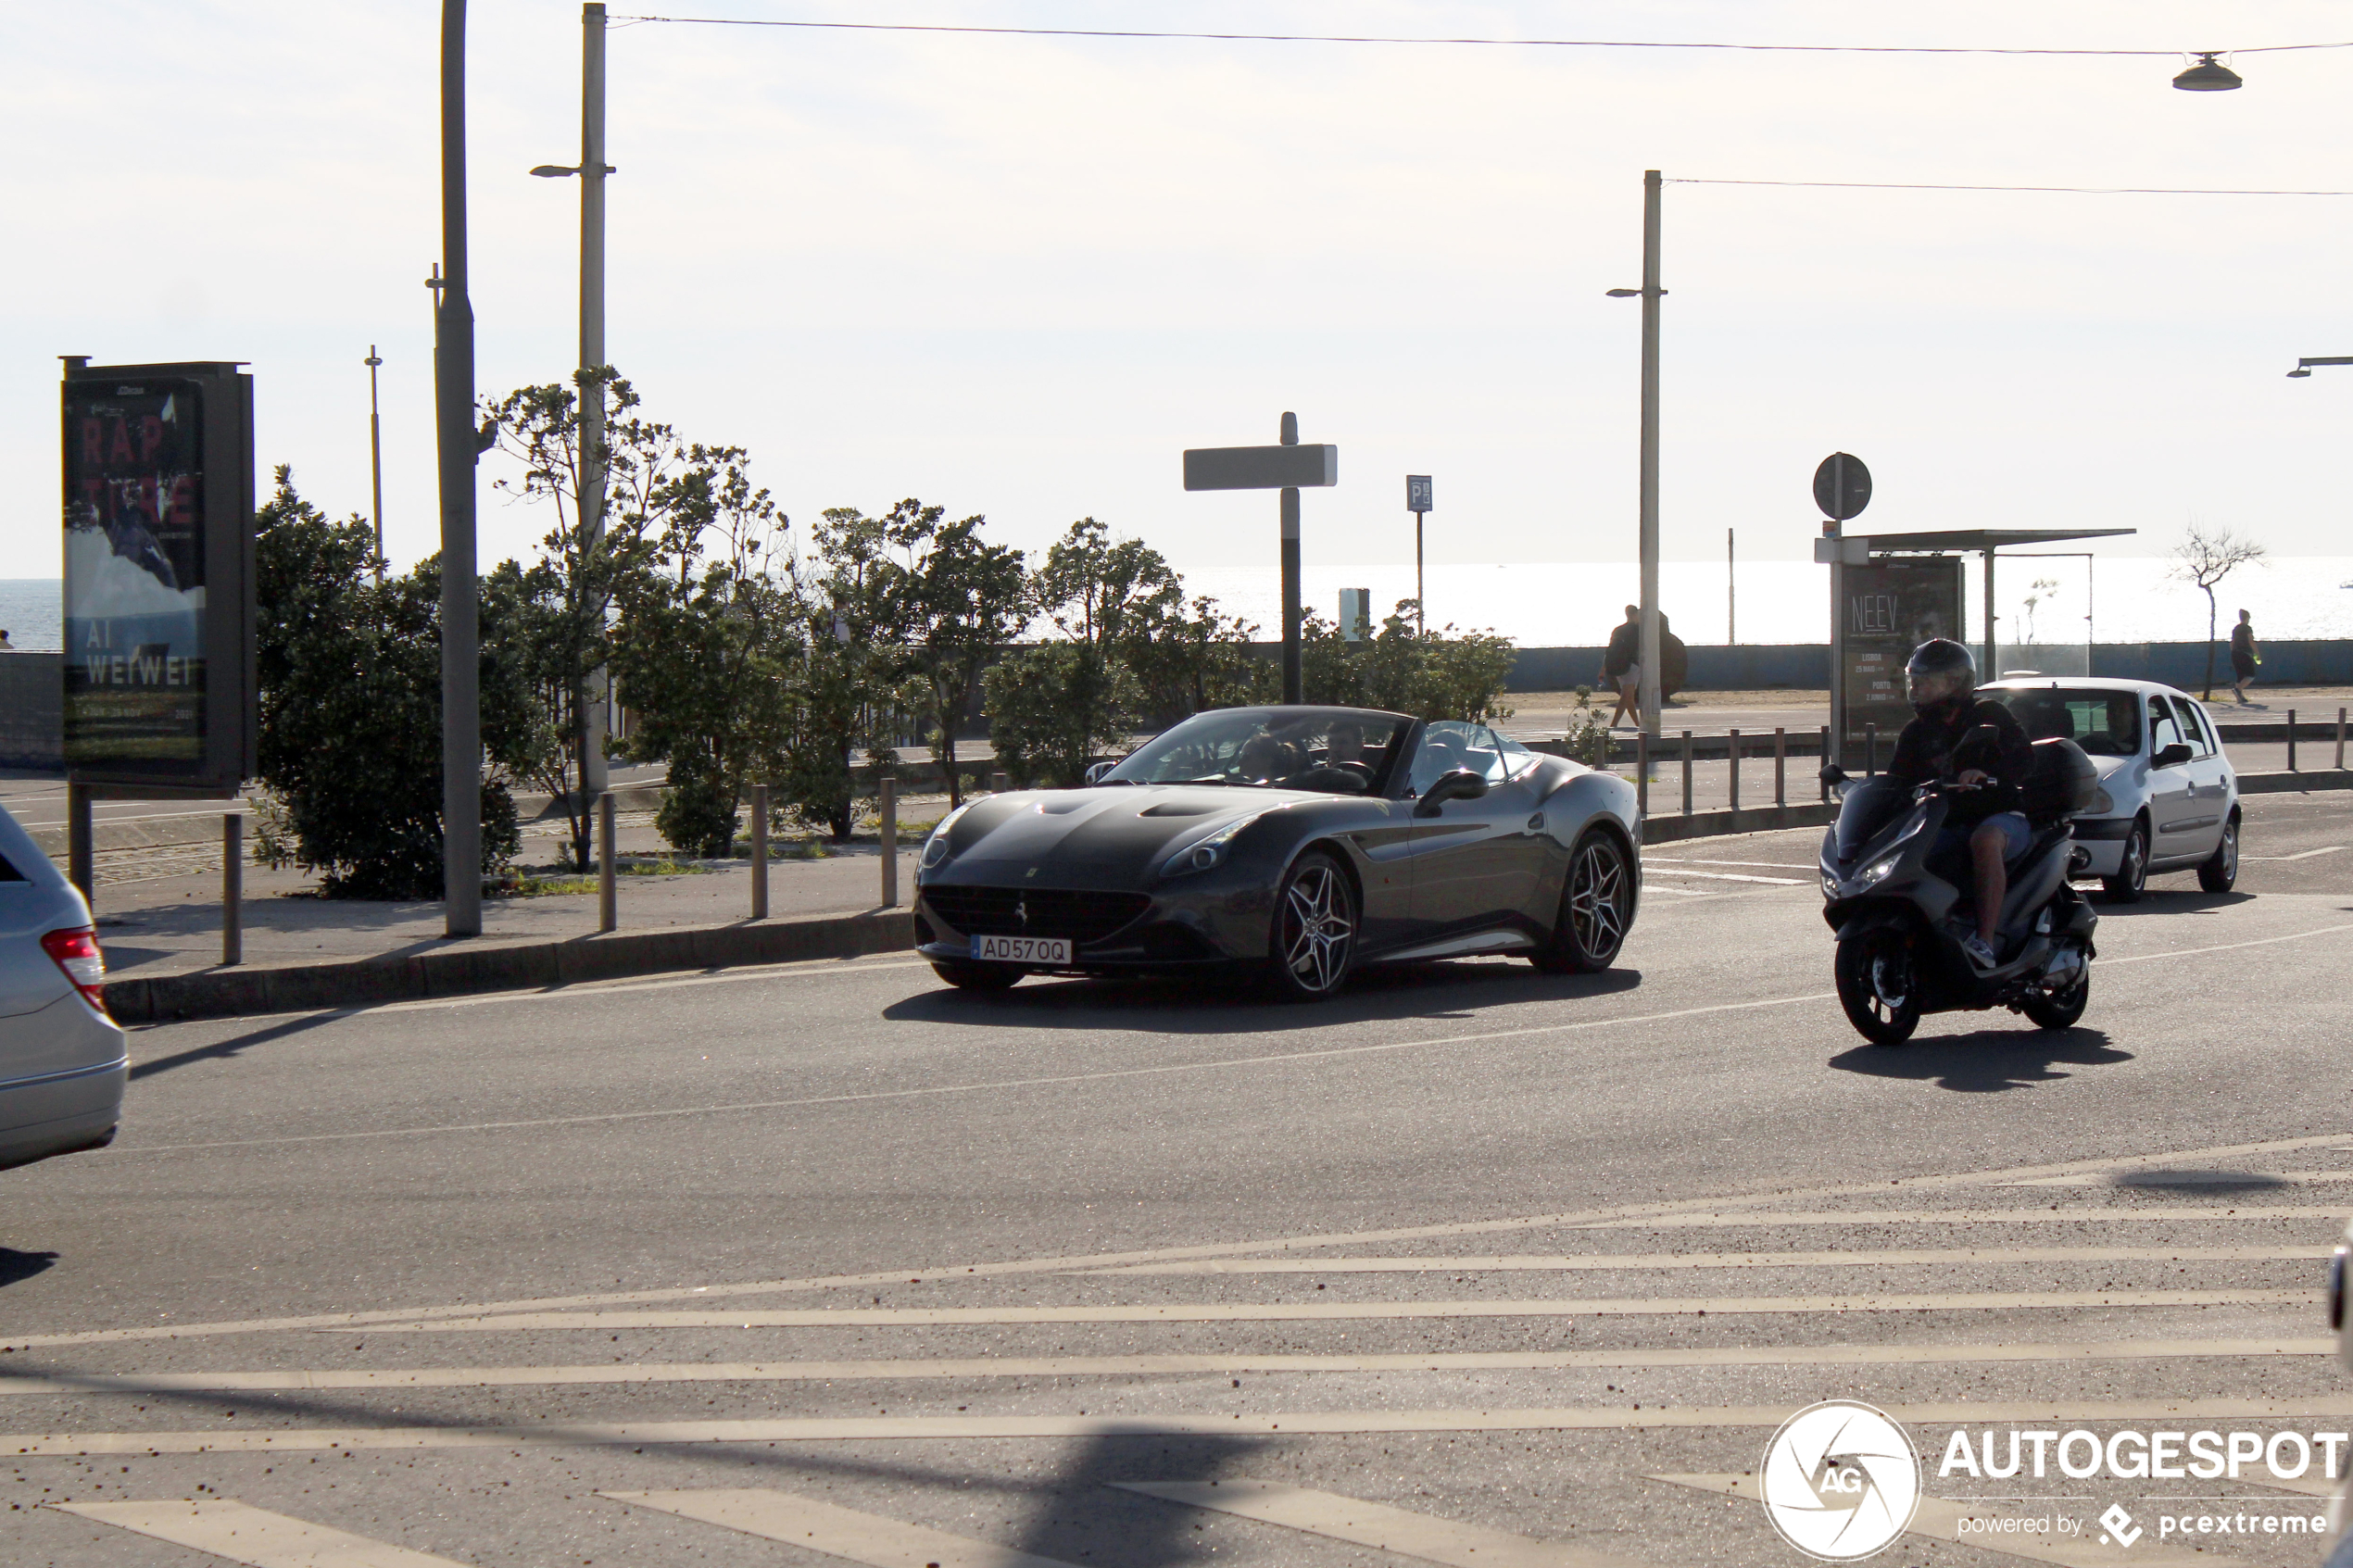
[{"x1": 1935, "y1": 810, "x2": 2032, "y2": 864}]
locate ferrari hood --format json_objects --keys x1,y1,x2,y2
[{"x1": 927, "y1": 786, "x2": 1310, "y2": 886}]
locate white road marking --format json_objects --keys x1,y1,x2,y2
[
  {"x1": 22, "y1": 1398, "x2": 2353, "y2": 1456},
  {"x1": 0, "y1": 1338, "x2": 2327, "y2": 1398},
  {"x1": 1573, "y1": 1208, "x2": 2350, "y2": 1228},
  {"x1": 607, "y1": 1488, "x2": 1077, "y2": 1568},
  {"x1": 14, "y1": 1131, "x2": 2347, "y2": 1352},
  {"x1": 1079, "y1": 1246, "x2": 2331, "y2": 1274},
  {"x1": 2245, "y1": 846, "x2": 2345, "y2": 860},
  {"x1": 1636, "y1": 884, "x2": 1715, "y2": 897},
  {"x1": 2005, "y1": 1172, "x2": 2353, "y2": 1188},
  {"x1": 1644, "y1": 859, "x2": 1814, "y2": 870},
  {"x1": 50, "y1": 1499, "x2": 472, "y2": 1566},
  {"x1": 1638, "y1": 868, "x2": 1805, "y2": 884},
  {"x1": 345, "y1": 1286, "x2": 2316, "y2": 1334},
  {"x1": 2099, "y1": 922, "x2": 2353, "y2": 965},
  {"x1": 1648, "y1": 1474, "x2": 2217, "y2": 1567},
  {"x1": 1117, "y1": 1479, "x2": 1648, "y2": 1567}
]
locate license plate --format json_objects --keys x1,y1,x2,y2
[{"x1": 973, "y1": 935, "x2": 1071, "y2": 965}]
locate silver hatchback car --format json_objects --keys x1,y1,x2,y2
[
  {"x1": 0, "y1": 801, "x2": 125, "y2": 1170},
  {"x1": 1980, "y1": 677, "x2": 2239, "y2": 903}
]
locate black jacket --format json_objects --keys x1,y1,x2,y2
[{"x1": 1886, "y1": 696, "x2": 2033, "y2": 822}]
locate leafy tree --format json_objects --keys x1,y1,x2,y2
[
  {"x1": 983, "y1": 642, "x2": 1134, "y2": 786},
  {"x1": 252, "y1": 469, "x2": 532, "y2": 897},
  {"x1": 1298, "y1": 598, "x2": 1516, "y2": 721},
  {"x1": 774, "y1": 508, "x2": 922, "y2": 838},
  {"x1": 2168, "y1": 523, "x2": 2267, "y2": 699},
  {"x1": 1124, "y1": 594, "x2": 1275, "y2": 724},
  {"x1": 874, "y1": 499, "x2": 1028, "y2": 809},
  {"x1": 609, "y1": 451, "x2": 801, "y2": 857},
  {"x1": 479, "y1": 371, "x2": 696, "y2": 868}
]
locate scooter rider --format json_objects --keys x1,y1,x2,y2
[{"x1": 1883, "y1": 638, "x2": 2034, "y2": 971}]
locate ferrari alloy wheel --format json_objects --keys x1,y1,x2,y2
[
  {"x1": 1834, "y1": 926, "x2": 1920, "y2": 1046},
  {"x1": 2196, "y1": 814, "x2": 2239, "y2": 893},
  {"x1": 1272, "y1": 849, "x2": 1356, "y2": 1000},
  {"x1": 1534, "y1": 829, "x2": 1631, "y2": 973}
]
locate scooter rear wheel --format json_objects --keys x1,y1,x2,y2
[
  {"x1": 2021, "y1": 966, "x2": 2091, "y2": 1031},
  {"x1": 1835, "y1": 927, "x2": 1921, "y2": 1046}
]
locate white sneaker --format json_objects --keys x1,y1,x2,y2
[{"x1": 1960, "y1": 933, "x2": 1999, "y2": 970}]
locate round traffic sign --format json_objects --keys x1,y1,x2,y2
[{"x1": 1813, "y1": 453, "x2": 1872, "y2": 522}]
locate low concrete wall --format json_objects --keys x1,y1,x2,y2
[
  {"x1": 0, "y1": 652, "x2": 60, "y2": 772},
  {"x1": 1504, "y1": 640, "x2": 2352, "y2": 694}
]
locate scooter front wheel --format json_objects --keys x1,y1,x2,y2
[{"x1": 1835, "y1": 927, "x2": 1922, "y2": 1046}]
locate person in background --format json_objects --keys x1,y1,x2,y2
[
  {"x1": 0, "y1": 630, "x2": 14, "y2": 651},
  {"x1": 1601, "y1": 605, "x2": 1642, "y2": 729},
  {"x1": 2228, "y1": 608, "x2": 2260, "y2": 704}
]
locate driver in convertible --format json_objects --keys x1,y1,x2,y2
[{"x1": 1884, "y1": 638, "x2": 2034, "y2": 971}]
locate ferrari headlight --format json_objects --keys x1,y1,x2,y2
[
  {"x1": 919, "y1": 804, "x2": 970, "y2": 870},
  {"x1": 1164, "y1": 816, "x2": 1252, "y2": 878}
]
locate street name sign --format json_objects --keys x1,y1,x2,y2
[{"x1": 1183, "y1": 444, "x2": 1338, "y2": 492}]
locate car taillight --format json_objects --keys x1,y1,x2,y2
[{"x1": 40, "y1": 927, "x2": 108, "y2": 1015}]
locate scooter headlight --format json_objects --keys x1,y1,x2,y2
[
  {"x1": 1819, "y1": 869, "x2": 1842, "y2": 899},
  {"x1": 1853, "y1": 852, "x2": 1904, "y2": 889}
]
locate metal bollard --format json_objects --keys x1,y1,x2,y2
[
  {"x1": 2288, "y1": 709, "x2": 2297, "y2": 773},
  {"x1": 879, "y1": 776, "x2": 899, "y2": 909},
  {"x1": 222, "y1": 812, "x2": 243, "y2": 967},
  {"x1": 1774, "y1": 727, "x2": 1787, "y2": 809},
  {"x1": 1635, "y1": 732, "x2": 1649, "y2": 818},
  {"x1": 749, "y1": 784, "x2": 768, "y2": 921},
  {"x1": 598, "y1": 792, "x2": 617, "y2": 933},
  {"x1": 1866, "y1": 722, "x2": 1878, "y2": 778},
  {"x1": 2337, "y1": 707, "x2": 2346, "y2": 771},
  {"x1": 1680, "y1": 731, "x2": 1693, "y2": 817},
  {"x1": 67, "y1": 781, "x2": 94, "y2": 906},
  {"x1": 1728, "y1": 729, "x2": 1741, "y2": 812},
  {"x1": 990, "y1": 771, "x2": 1009, "y2": 795},
  {"x1": 1818, "y1": 725, "x2": 1831, "y2": 801}
]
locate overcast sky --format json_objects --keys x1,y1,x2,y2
[{"x1": 8, "y1": 2, "x2": 2349, "y2": 584}]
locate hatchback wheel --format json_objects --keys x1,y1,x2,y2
[{"x1": 2101, "y1": 820, "x2": 2148, "y2": 903}]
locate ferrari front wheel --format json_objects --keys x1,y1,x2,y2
[
  {"x1": 1532, "y1": 828, "x2": 1632, "y2": 973},
  {"x1": 1270, "y1": 849, "x2": 1357, "y2": 1001}
]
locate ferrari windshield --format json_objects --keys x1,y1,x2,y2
[
  {"x1": 1104, "y1": 708, "x2": 1412, "y2": 794},
  {"x1": 1983, "y1": 687, "x2": 2143, "y2": 757}
]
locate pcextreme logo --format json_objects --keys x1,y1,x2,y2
[{"x1": 1759, "y1": 1400, "x2": 1923, "y2": 1562}]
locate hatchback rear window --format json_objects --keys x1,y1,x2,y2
[{"x1": 1985, "y1": 689, "x2": 2142, "y2": 757}]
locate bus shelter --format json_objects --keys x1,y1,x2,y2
[{"x1": 1812, "y1": 527, "x2": 2133, "y2": 767}]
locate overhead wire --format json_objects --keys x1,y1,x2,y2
[{"x1": 610, "y1": 17, "x2": 2349, "y2": 58}]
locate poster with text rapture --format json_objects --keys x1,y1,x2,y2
[{"x1": 61, "y1": 379, "x2": 208, "y2": 767}]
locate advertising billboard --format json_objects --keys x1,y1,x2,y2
[
  {"x1": 1839, "y1": 557, "x2": 1964, "y2": 761},
  {"x1": 60, "y1": 359, "x2": 255, "y2": 795}
]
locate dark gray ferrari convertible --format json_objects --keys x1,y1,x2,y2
[{"x1": 912, "y1": 706, "x2": 1642, "y2": 999}]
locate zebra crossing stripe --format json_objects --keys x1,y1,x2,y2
[
  {"x1": 1078, "y1": 1245, "x2": 2335, "y2": 1274},
  {"x1": 607, "y1": 1489, "x2": 1077, "y2": 1568},
  {"x1": 51, "y1": 1499, "x2": 471, "y2": 1567},
  {"x1": 0, "y1": 1337, "x2": 2325, "y2": 1398},
  {"x1": 20, "y1": 1397, "x2": 2353, "y2": 1456},
  {"x1": 346, "y1": 1287, "x2": 2317, "y2": 1333},
  {"x1": 1649, "y1": 1474, "x2": 2217, "y2": 1567},
  {"x1": 1117, "y1": 1480, "x2": 1654, "y2": 1567}
]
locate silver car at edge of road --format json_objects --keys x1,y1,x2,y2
[
  {"x1": 1980, "y1": 677, "x2": 2240, "y2": 904},
  {"x1": 0, "y1": 801, "x2": 125, "y2": 1171}
]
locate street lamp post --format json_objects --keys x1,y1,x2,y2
[
  {"x1": 364, "y1": 346, "x2": 385, "y2": 585},
  {"x1": 435, "y1": 0, "x2": 483, "y2": 939},
  {"x1": 533, "y1": 2, "x2": 616, "y2": 835},
  {"x1": 1607, "y1": 169, "x2": 1667, "y2": 738},
  {"x1": 2287, "y1": 356, "x2": 2353, "y2": 379}
]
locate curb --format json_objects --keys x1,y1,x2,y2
[
  {"x1": 1642, "y1": 803, "x2": 1838, "y2": 844},
  {"x1": 104, "y1": 908, "x2": 916, "y2": 1027},
  {"x1": 2237, "y1": 769, "x2": 2353, "y2": 796}
]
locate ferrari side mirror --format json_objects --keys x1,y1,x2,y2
[{"x1": 1414, "y1": 767, "x2": 1490, "y2": 817}]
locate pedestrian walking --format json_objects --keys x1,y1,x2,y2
[
  {"x1": 1600, "y1": 605, "x2": 1642, "y2": 728},
  {"x1": 2229, "y1": 609, "x2": 2260, "y2": 704}
]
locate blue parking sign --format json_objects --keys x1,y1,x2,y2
[{"x1": 1406, "y1": 474, "x2": 1432, "y2": 513}]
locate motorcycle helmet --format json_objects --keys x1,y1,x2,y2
[{"x1": 1905, "y1": 637, "x2": 1977, "y2": 716}]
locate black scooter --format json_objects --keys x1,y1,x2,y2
[{"x1": 1818, "y1": 738, "x2": 2098, "y2": 1046}]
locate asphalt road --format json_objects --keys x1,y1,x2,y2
[{"x1": 5, "y1": 794, "x2": 2351, "y2": 1567}]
